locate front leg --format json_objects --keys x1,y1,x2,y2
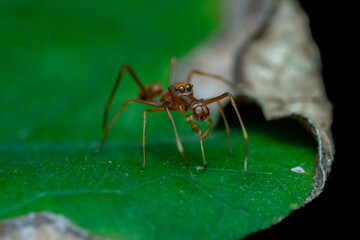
[
  {"x1": 185, "y1": 114, "x2": 201, "y2": 134},
  {"x1": 185, "y1": 113, "x2": 213, "y2": 141},
  {"x1": 199, "y1": 116, "x2": 213, "y2": 140},
  {"x1": 204, "y1": 92, "x2": 248, "y2": 172},
  {"x1": 185, "y1": 114, "x2": 210, "y2": 169}
]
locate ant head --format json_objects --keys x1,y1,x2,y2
[{"x1": 168, "y1": 82, "x2": 193, "y2": 96}]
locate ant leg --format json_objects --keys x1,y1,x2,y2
[
  {"x1": 185, "y1": 114, "x2": 207, "y2": 169},
  {"x1": 102, "y1": 65, "x2": 151, "y2": 132},
  {"x1": 142, "y1": 108, "x2": 166, "y2": 169},
  {"x1": 205, "y1": 93, "x2": 248, "y2": 172},
  {"x1": 186, "y1": 70, "x2": 235, "y2": 88},
  {"x1": 93, "y1": 98, "x2": 162, "y2": 156},
  {"x1": 217, "y1": 101, "x2": 233, "y2": 156},
  {"x1": 164, "y1": 107, "x2": 195, "y2": 180},
  {"x1": 181, "y1": 106, "x2": 214, "y2": 141},
  {"x1": 169, "y1": 56, "x2": 177, "y2": 84},
  {"x1": 198, "y1": 116, "x2": 213, "y2": 141}
]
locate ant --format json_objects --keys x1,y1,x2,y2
[{"x1": 93, "y1": 57, "x2": 248, "y2": 178}]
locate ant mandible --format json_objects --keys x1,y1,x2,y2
[{"x1": 93, "y1": 57, "x2": 248, "y2": 177}]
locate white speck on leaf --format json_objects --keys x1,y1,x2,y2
[
  {"x1": 195, "y1": 166, "x2": 204, "y2": 171},
  {"x1": 291, "y1": 166, "x2": 305, "y2": 173},
  {"x1": 108, "y1": 161, "x2": 112, "y2": 164}
]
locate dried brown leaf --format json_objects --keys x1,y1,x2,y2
[
  {"x1": 180, "y1": 0, "x2": 334, "y2": 201},
  {"x1": 0, "y1": 212, "x2": 108, "y2": 240}
]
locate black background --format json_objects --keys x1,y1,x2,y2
[{"x1": 245, "y1": 1, "x2": 352, "y2": 239}]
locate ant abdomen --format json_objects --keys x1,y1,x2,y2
[{"x1": 138, "y1": 82, "x2": 163, "y2": 100}]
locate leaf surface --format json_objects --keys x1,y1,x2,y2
[{"x1": 0, "y1": 118, "x2": 316, "y2": 239}]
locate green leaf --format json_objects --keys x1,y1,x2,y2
[
  {"x1": 0, "y1": 0, "x2": 317, "y2": 239},
  {"x1": 0, "y1": 117, "x2": 316, "y2": 239}
]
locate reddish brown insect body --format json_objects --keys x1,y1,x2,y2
[{"x1": 93, "y1": 57, "x2": 248, "y2": 178}]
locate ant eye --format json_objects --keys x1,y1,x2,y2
[
  {"x1": 175, "y1": 87, "x2": 179, "y2": 92},
  {"x1": 186, "y1": 85, "x2": 192, "y2": 91},
  {"x1": 179, "y1": 86, "x2": 185, "y2": 93}
]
